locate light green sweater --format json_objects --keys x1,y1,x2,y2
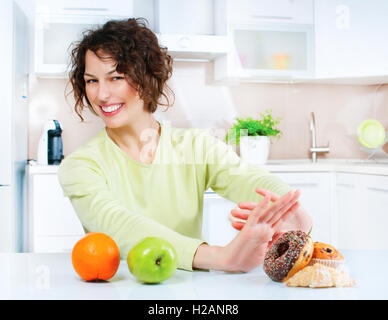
[{"x1": 58, "y1": 121, "x2": 291, "y2": 271}]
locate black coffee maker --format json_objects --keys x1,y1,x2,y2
[{"x1": 37, "y1": 120, "x2": 64, "y2": 165}]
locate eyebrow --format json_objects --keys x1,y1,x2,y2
[{"x1": 84, "y1": 69, "x2": 117, "y2": 77}]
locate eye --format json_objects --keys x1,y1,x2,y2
[
  {"x1": 112, "y1": 76, "x2": 124, "y2": 81},
  {"x1": 85, "y1": 79, "x2": 97, "y2": 84}
]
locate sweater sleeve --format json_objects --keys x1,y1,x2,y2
[
  {"x1": 58, "y1": 157, "x2": 205, "y2": 271},
  {"x1": 202, "y1": 132, "x2": 292, "y2": 203}
]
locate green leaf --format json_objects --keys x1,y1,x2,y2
[{"x1": 225, "y1": 110, "x2": 282, "y2": 145}]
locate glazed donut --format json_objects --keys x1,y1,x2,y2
[
  {"x1": 313, "y1": 242, "x2": 344, "y2": 260},
  {"x1": 264, "y1": 230, "x2": 314, "y2": 282}
]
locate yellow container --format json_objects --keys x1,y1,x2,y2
[{"x1": 272, "y1": 53, "x2": 290, "y2": 70}]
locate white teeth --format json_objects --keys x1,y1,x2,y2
[{"x1": 101, "y1": 104, "x2": 122, "y2": 112}]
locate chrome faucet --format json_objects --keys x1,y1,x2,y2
[{"x1": 310, "y1": 112, "x2": 330, "y2": 162}]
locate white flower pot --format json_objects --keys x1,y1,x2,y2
[{"x1": 239, "y1": 136, "x2": 270, "y2": 165}]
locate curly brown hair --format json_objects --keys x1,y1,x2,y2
[{"x1": 67, "y1": 18, "x2": 174, "y2": 121}]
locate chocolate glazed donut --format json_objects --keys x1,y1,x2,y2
[{"x1": 264, "y1": 230, "x2": 314, "y2": 282}]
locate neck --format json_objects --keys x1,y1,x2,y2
[{"x1": 106, "y1": 116, "x2": 161, "y2": 152}]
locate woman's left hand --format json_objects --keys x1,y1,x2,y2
[
  {"x1": 193, "y1": 190, "x2": 301, "y2": 272},
  {"x1": 229, "y1": 188, "x2": 311, "y2": 236}
]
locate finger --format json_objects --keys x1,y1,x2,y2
[
  {"x1": 258, "y1": 191, "x2": 294, "y2": 223},
  {"x1": 238, "y1": 201, "x2": 259, "y2": 210},
  {"x1": 255, "y1": 188, "x2": 280, "y2": 202},
  {"x1": 231, "y1": 221, "x2": 245, "y2": 231},
  {"x1": 230, "y1": 208, "x2": 251, "y2": 220},
  {"x1": 264, "y1": 189, "x2": 300, "y2": 224},
  {"x1": 247, "y1": 195, "x2": 271, "y2": 225},
  {"x1": 266, "y1": 190, "x2": 300, "y2": 225},
  {"x1": 271, "y1": 201, "x2": 300, "y2": 229},
  {"x1": 228, "y1": 213, "x2": 247, "y2": 224},
  {"x1": 268, "y1": 199, "x2": 300, "y2": 227},
  {"x1": 239, "y1": 189, "x2": 279, "y2": 211}
]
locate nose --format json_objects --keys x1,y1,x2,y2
[{"x1": 96, "y1": 80, "x2": 111, "y2": 103}]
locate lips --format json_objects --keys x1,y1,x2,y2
[{"x1": 99, "y1": 103, "x2": 124, "y2": 117}]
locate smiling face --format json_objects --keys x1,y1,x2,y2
[{"x1": 83, "y1": 49, "x2": 146, "y2": 128}]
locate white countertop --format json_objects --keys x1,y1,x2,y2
[
  {"x1": 264, "y1": 159, "x2": 388, "y2": 175},
  {"x1": 0, "y1": 250, "x2": 386, "y2": 300},
  {"x1": 27, "y1": 159, "x2": 388, "y2": 176}
]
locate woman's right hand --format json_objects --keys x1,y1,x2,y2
[{"x1": 193, "y1": 190, "x2": 300, "y2": 272}]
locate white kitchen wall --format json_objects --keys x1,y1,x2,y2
[{"x1": 28, "y1": 61, "x2": 388, "y2": 160}]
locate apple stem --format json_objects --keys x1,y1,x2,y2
[{"x1": 156, "y1": 258, "x2": 161, "y2": 266}]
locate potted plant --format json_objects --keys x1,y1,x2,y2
[{"x1": 225, "y1": 110, "x2": 282, "y2": 165}]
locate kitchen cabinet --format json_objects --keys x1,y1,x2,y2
[
  {"x1": 0, "y1": 187, "x2": 13, "y2": 252},
  {"x1": 34, "y1": 0, "x2": 229, "y2": 77},
  {"x1": 25, "y1": 165, "x2": 388, "y2": 252},
  {"x1": 0, "y1": 0, "x2": 28, "y2": 252},
  {"x1": 213, "y1": 0, "x2": 314, "y2": 83},
  {"x1": 214, "y1": 22, "x2": 314, "y2": 83},
  {"x1": 276, "y1": 172, "x2": 334, "y2": 244},
  {"x1": 0, "y1": 3, "x2": 13, "y2": 185},
  {"x1": 336, "y1": 173, "x2": 388, "y2": 250},
  {"x1": 26, "y1": 168, "x2": 84, "y2": 253},
  {"x1": 34, "y1": 14, "x2": 126, "y2": 77},
  {"x1": 314, "y1": 0, "x2": 388, "y2": 84},
  {"x1": 202, "y1": 193, "x2": 238, "y2": 246},
  {"x1": 151, "y1": 0, "x2": 229, "y2": 62},
  {"x1": 155, "y1": 0, "x2": 215, "y2": 35},
  {"x1": 156, "y1": 34, "x2": 228, "y2": 62},
  {"x1": 33, "y1": 0, "x2": 388, "y2": 82},
  {"x1": 34, "y1": 0, "x2": 134, "y2": 77}
]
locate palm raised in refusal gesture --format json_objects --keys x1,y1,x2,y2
[{"x1": 219, "y1": 190, "x2": 300, "y2": 272}]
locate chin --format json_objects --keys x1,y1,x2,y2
[
  {"x1": 104, "y1": 119, "x2": 126, "y2": 129},
  {"x1": 101, "y1": 112, "x2": 128, "y2": 129}
]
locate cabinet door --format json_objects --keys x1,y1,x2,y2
[
  {"x1": 276, "y1": 172, "x2": 333, "y2": 244},
  {"x1": 34, "y1": 235, "x2": 84, "y2": 253},
  {"x1": 0, "y1": 187, "x2": 13, "y2": 252},
  {"x1": 0, "y1": 0, "x2": 12, "y2": 185},
  {"x1": 155, "y1": 0, "x2": 214, "y2": 35},
  {"x1": 336, "y1": 173, "x2": 360, "y2": 249},
  {"x1": 337, "y1": 173, "x2": 388, "y2": 250},
  {"x1": 202, "y1": 193, "x2": 238, "y2": 246},
  {"x1": 31, "y1": 174, "x2": 84, "y2": 238},
  {"x1": 314, "y1": 0, "x2": 388, "y2": 79},
  {"x1": 214, "y1": 22, "x2": 314, "y2": 82},
  {"x1": 34, "y1": 14, "x2": 120, "y2": 76},
  {"x1": 363, "y1": 175, "x2": 388, "y2": 250}
]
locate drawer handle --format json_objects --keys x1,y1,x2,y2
[
  {"x1": 63, "y1": 8, "x2": 109, "y2": 12},
  {"x1": 250, "y1": 15, "x2": 293, "y2": 20},
  {"x1": 367, "y1": 187, "x2": 388, "y2": 193},
  {"x1": 288, "y1": 183, "x2": 318, "y2": 187},
  {"x1": 337, "y1": 183, "x2": 355, "y2": 189}
]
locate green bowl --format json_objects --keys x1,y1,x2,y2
[{"x1": 357, "y1": 119, "x2": 386, "y2": 149}]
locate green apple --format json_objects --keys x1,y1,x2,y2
[{"x1": 127, "y1": 237, "x2": 178, "y2": 284}]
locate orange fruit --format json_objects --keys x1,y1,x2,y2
[{"x1": 71, "y1": 232, "x2": 120, "y2": 281}]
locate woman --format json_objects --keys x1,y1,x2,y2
[{"x1": 58, "y1": 18, "x2": 312, "y2": 272}]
